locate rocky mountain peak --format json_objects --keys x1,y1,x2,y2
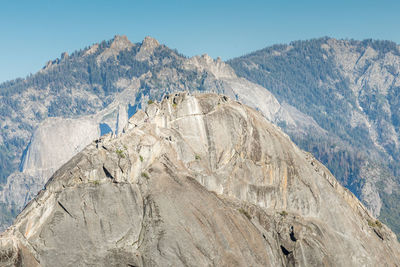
[
  {"x1": 184, "y1": 53, "x2": 237, "y2": 79},
  {"x1": 96, "y1": 34, "x2": 134, "y2": 63},
  {"x1": 135, "y1": 36, "x2": 160, "y2": 61},
  {"x1": 112, "y1": 34, "x2": 132, "y2": 46},
  {"x1": 0, "y1": 92, "x2": 399, "y2": 266},
  {"x1": 142, "y1": 36, "x2": 159, "y2": 49}
]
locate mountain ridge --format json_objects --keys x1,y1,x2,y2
[
  {"x1": 1, "y1": 92, "x2": 399, "y2": 266},
  {"x1": 228, "y1": 37, "x2": 400, "y2": 233},
  {"x1": 1, "y1": 35, "x2": 312, "y2": 231},
  {"x1": 1, "y1": 35, "x2": 400, "y2": 239}
]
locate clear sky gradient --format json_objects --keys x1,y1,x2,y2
[{"x1": 0, "y1": 0, "x2": 399, "y2": 83}]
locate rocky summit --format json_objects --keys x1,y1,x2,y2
[
  {"x1": 4, "y1": 35, "x2": 400, "y2": 239},
  {"x1": 0, "y1": 92, "x2": 399, "y2": 266},
  {"x1": 0, "y1": 35, "x2": 311, "y2": 232}
]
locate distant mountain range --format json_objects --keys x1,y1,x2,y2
[{"x1": 1, "y1": 35, "x2": 400, "y2": 238}]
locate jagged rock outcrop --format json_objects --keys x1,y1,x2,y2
[
  {"x1": 135, "y1": 36, "x2": 160, "y2": 61},
  {"x1": 1, "y1": 93, "x2": 399, "y2": 266},
  {"x1": 96, "y1": 35, "x2": 134, "y2": 63},
  {"x1": 1, "y1": 36, "x2": 320, "y2": 232}
]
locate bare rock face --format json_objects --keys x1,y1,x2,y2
[
  {"x1": 135, "y1": 36, "x2": 160, "y2": 61},
  {"x1": 1, "y1": 36, "x2": 322, "y2": 233},
  {"x1": 0, "y1": 79, "x2": 141, "y2": 231},
  {"x1": 96, "y1": 35, "x2": 134, "y2": 63},
  {"x1": 0, "y1": 118, "x2": 99, "y2": 227},
  {"x1": 228, "y1": 38, "x2": 400, "y2": 226},
  {"x1": 21, "y1": 117, "x2": 100, "y2": 179},
  {"x1": 0, "y1": 92, "x2": 399, "y2": 266}
]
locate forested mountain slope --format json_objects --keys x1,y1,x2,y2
[{"x1": 229, "y1": 37, "x2": 400, "y2": 233}]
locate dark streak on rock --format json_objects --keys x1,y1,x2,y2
[
  {"x1": 58, "y1": 201, "x2": 74, "y2": 219},
  {"x1": 103, "y1": 165, "x2": 114, "y2": 179}
]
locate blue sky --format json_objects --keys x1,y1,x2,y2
[{"x1": 0, "y1": 0, "x2": 399, "y2": 83}]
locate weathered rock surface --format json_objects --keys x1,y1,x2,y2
[
  {"x1": 0, "y1": 36, "x2": 319, "y2": 232},
  {"x1": 21, "y1": 118, "x2": 100, "y2": 179},
  {"x1": 0, "y1": 81, "x2": 141, "y2": 230},
  {"x1": 135, "y1": 36, "x2": 160, "y2": 61},
  {"x1": 96, "y1": 35, "x2": 135, "y2": 63},
  {"x1": 228, "y1": 38, "x2": 400, "y2": 233},
  {"x1": 1, "y1": 93, "x2": 399, "y2": 266}
]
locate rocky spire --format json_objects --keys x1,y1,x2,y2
[
  {"x1": 96, "y1": 34, "x2": 134, "y2": 63},
  {"x1": 142, "y1": 36, "x2": 159, "y2": 49},
  {"x1": 135, "y1": 36, "x2": 160, "y2": 61}
]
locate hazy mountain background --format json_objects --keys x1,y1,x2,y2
[{"x1": 1, "y1": 35, "x2": 400, "y2": 237}]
